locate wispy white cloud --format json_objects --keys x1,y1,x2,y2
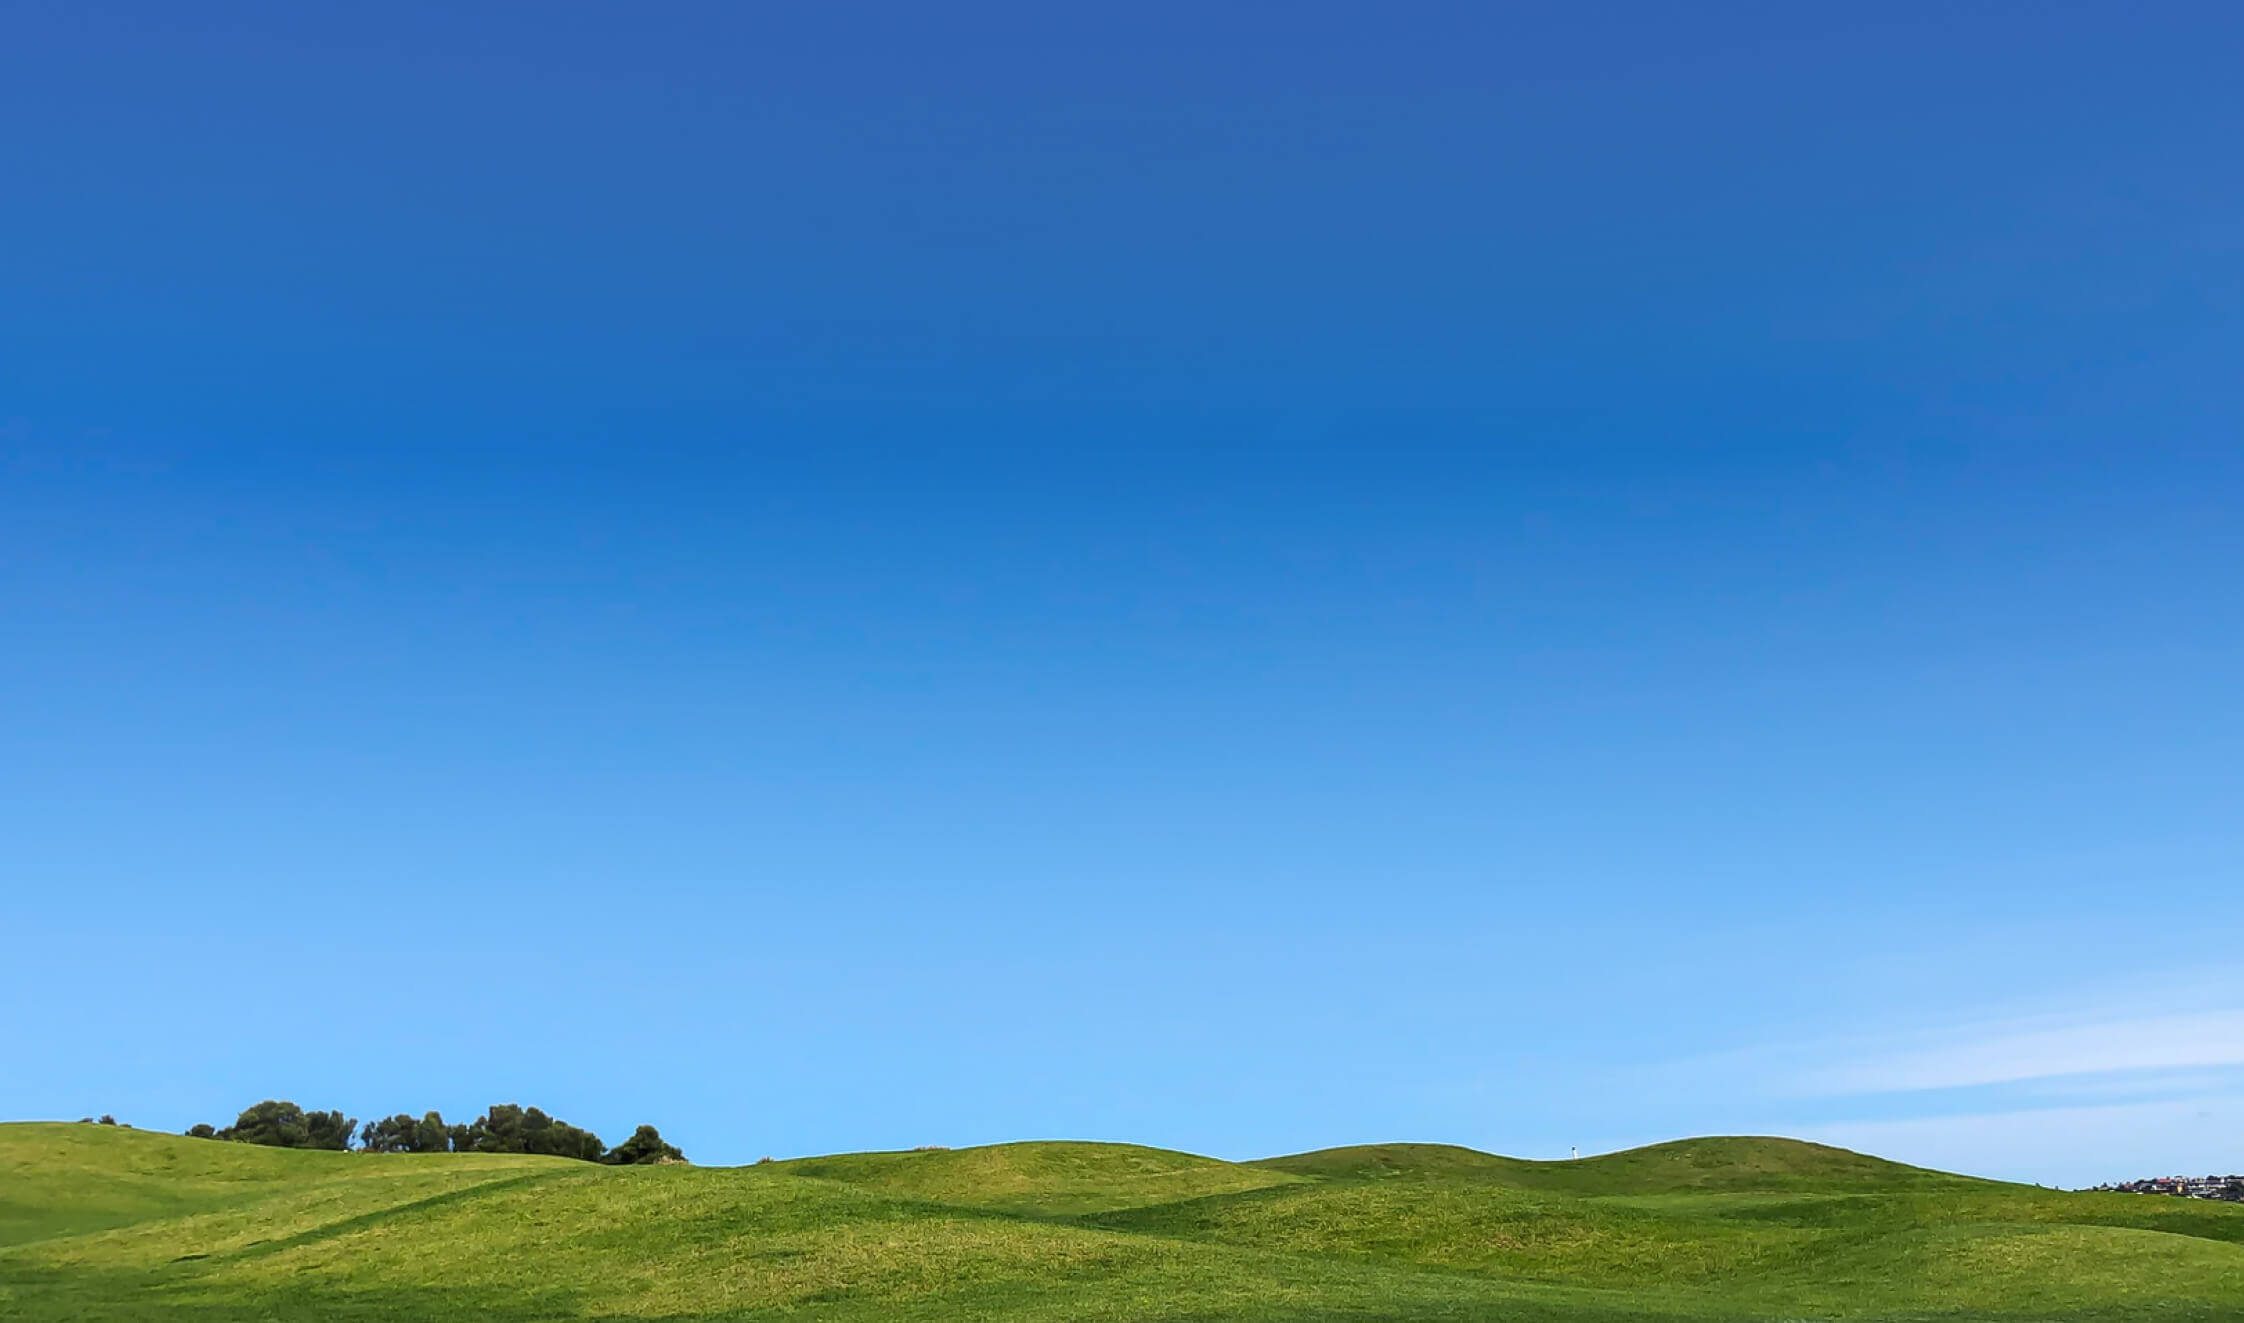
[
  {"x1": 1649, "y1": 963, "x2": 2244, "y2": 1107},
  {"x1": 1794, "y1": 1095, "x2": 2244, "y2": 1187},
  {"x1": 1638, "y1": 970, "x2": 2244, "y2": 1184},
  {"x1": 1800, "y1": 1008, "x2": 2244, "y2": 1096}
]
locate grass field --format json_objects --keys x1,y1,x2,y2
[{"x1": 3, "y1": 1122, "x2": 2239, "y2": 1320}]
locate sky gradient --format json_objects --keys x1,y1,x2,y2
[{"x1": 4, "y1": 2, "x2": 2241, "y2": 1186}]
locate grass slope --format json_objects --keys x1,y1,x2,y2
[
  {"x1": 4, "y1": 1123, "x2": 2240, "y2": 1321},
  {"x1": 1259, "y1": 1136, "x2": 1973, "y2": 1193},
  {"x1": 780, "y1": 1141, "x2": 1303, "y2": 1214}
]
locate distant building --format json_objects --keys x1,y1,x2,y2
[{"x1": 2085, "y1": 1175, "x2": 2244, "y2": 1202}]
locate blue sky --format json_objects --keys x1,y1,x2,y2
[{"x1": 3, "y1": 3, "x2": 2240, "y2": 1186}]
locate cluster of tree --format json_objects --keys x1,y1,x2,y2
[
  {"x1": 186, "y1": 1099, "x2": 683, "y2": 1165},
  {"x1": 356, "y1": 1111, "x2": 457, "y2": 1154},
  {"x1": 185, "y1": 1100, "x2": 357, "y2": 1150}
]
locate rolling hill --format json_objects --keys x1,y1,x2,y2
[{"x1": 3, "y1": 1121, "x2": 2240, "y2": 1320}]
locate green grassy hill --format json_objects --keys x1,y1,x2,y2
[
  {"x1": 4, "y1": 1122, "x2": 2240, "y2": 1321},
  {"x1": 780, "y1": 1140, "x2": 1303, "y2": 1214}
]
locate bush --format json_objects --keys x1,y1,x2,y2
[{"x1": 605, "y1": 1125, "x2": 685, "y2": 1165}]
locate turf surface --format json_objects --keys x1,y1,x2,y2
[{"x1": 3, "y1": 1122, "x2": 2238, "y2": 1320}]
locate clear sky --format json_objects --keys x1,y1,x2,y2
[{"x1": 3, "y1": 3, "x2": 2239, "y2": 1187}]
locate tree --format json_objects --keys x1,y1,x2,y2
[
  {"x1": 360, "y1": 1115, "x2": 419, "y2": 1153},
  {"x1": 215, "y1": 1100, "x2": 356, "y2": 1150},
  {"x1": 460, "y1": 1102, "x2": 519, "y2": 1153},
  {"x1": 304, "y1": 1109, "x2": 358, "y2": 1151},
  {"x1": 186, "y1": 1123, "x2": 217, "y2": 1139},
  {"x1": 199, "y1": 1098, "x2": 661, "y2": 1164},
  {"x1": 362, "y1": 1111, "x2": 456, "y2": 1154},
  {"x1": 218, "y1": 1100, "x2": 311, "y2": 1147},
  {"x1": 605, "y1": 1124, "x2": 684, "y2": 1166},
  {"x1": 463, "y1": 1103, "x2": 605, "y2": 1161}
]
